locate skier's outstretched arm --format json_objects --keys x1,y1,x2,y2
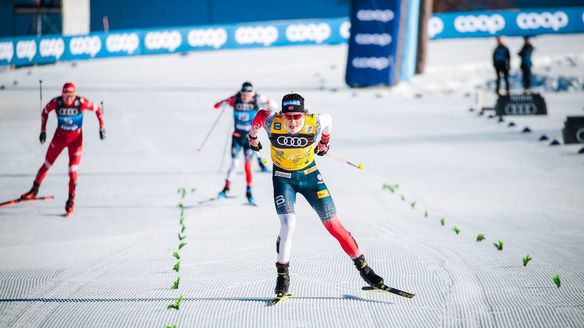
[
  {"x1": 315, "y1": 113, "x2": 332, "y2": 156},
  {"x1": 81, "y1": 97, "x2": 105, "y2": 139},
  {"x1": 39, "y1": 99, "x2": 57, "y2": 144},
  {"x1": 213, "y1": 95, "x2": 235, "y2": 109},
  {"x1": 247, "y1": 109, "x2": 272, "y2": 151}
]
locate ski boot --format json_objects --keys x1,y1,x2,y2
[
  {"x1": 275, "y1": 263, "x2": 290, "y2": 297},
  {"x1": 20, "y1": 182, "x2": 40, "y2": 200},
  {"x1": 353, "y1": 255, "x2": 385, "y2": 289},
  {"x1": 65, "y1": 194, "x2": 75, "y2": 216},
  {"x1": 246, "y1": 186, "x2": 256, "y2": 205},
  {"x1": 218, "y1": 180, "x2": 230, "y2": 198}
]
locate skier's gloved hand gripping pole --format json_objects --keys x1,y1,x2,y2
[{"x1": 197, "y1": 102, "x2": 226, "y2": 152}]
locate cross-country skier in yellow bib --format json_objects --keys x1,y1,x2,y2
[{"x1": 247, "y1": 93, "x2": 387, "y2": 297}]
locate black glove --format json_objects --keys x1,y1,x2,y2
[
  {"x1": 314, "y1": 140, "x2": 329, "y2": 156},
  {"x1": 99, "y1": 128, "x2": 106, "y2": 140},
  {"x1": 248, "y1": 134, "x2": 262, "y2": 151},
  {"x1": 39, "y1": 131, "x2": 46, "y2": 144}
]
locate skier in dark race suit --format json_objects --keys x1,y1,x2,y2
[
  {"x1": 20, "y1": 82, "x2": 105, "y2": 215},
  {"x1": 247, "y1": 93, "x2": 387, "y2": 298}
]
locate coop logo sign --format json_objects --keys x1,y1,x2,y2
[
  {"x1": 286, "y1": 23, "x2": 331, "y2": 43},
  {"x1": 70, "y1": 36, "x2": 101, "y2": 57},
  {"x1": 0, "y1": 42, "x2": 15, "y2": 62},
  {"x1": 516, "y1": 11, "x2": 569, "y2": 31},
  {"x1": 428, "y1": 17, "x2": 444, "y2": 38},
  {"x1": 357, "y1": 10, "x2": 394, "y2": 23},
  {"x1": 16, "y1": 40, "x2": 36, "y2": 61},
  {"x1": 340, "y1": 21, "x2": 351, "y2": 39},
  {"x1": 187, "y1": 28, "x2": 227, "y2": 49},
  {"x1": 235, "y1": 26, "x2": 278, "y2": 46},
  {"x1": 504, "y1": 102, "x2": 537, "y2": 115},
  {"x1": 106, "y1": 33, "x2": 139, "y2": 54},
  {"x1": 145, "y1": 31, "x2": 182, "y2": 52},
  {"x1": 454, "y1": 14, "x2": 505, "y2": 34},
  {"x1": 352, "y1": 57, "x2": 390, "y2": 71},
  {"x1": 355, "y1": 33, "x2": 391, "y2": 46},
  {"x1": 39, "y1": 38, "x2": 65, "y2": 59}
]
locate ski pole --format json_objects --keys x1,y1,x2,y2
[
  {"x1": 100, "y1": 100, "x2": 104, "y2": 114},
  {"x1": 326, "y1": 152, "x2": 364, "y2": 171},
  {"x1": 197, "y1": 104, "x2": 226, "y2": 152},
  {"x1": 38, "y1": 80, "x2": 43, "y2": 112}
]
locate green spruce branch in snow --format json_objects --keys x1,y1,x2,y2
[
  {"x1": 171, "y1": 277, "x2": 180, "y2": 289},
  {"x1": 178, "y1": 241, "x2": 187, "y2": 249},
  {"x1": 522, "y1": 254, "x2": 532, "y2": 267},
  {"x1": 493, "y1": 240, "x2": 504, "y2": 251},
  {"x1": 452, "y1": 226, "x2": 460, "y2": 235},
  {"x1": 167, "y1": 294, "x2": 183, "y2": 310},
  {"x1": 476, "y1": 233, "x2": 485, "y2": 242},
  {"x1": 552, "y1": 275, "x2": 561, "y2": 288}
]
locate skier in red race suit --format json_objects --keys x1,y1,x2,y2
[
  {"x1": 20, "y1": 82, "x2": 105, "y2": 215},
  {"x1": 213, "y1": 82, "x2": 275, "y2": 204}
]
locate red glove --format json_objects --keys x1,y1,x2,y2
[{"x1": 213, "y1": 102, "x2": 222, "y2": 109}]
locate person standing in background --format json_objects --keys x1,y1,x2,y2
[
  {"x1": 493, "y1": 36, "x2": 511, "y2": 96},
  {"x1": 518, "y1": 36, "x2": 535, "y2": 94}
]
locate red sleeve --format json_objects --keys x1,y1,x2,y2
[
  {"x1": 80, "y1": 97, "x2": 104, "y2": 128},
  {"x1": 214, "y1": 95, "x2": 236, "y2": 109},
  {"x1": 249, "y1": 109, "x2": 271, "y2": 137},
  {"x1": 41, "y1": 98, "x2": 57, "y2": 131}
]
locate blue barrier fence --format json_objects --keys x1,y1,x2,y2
[
  {"x1": 0, "y1": 7, "x2": 582, "y2": 67},
  {"x1": 0, "y1": 18, "x2": 350, "y2": 67}
]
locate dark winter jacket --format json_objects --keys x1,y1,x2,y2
[
  {"x1": 493, "y1": 45, "x2": 510, "y2": 70},
  {"x1": 518, "y1": 44, "x2": 534, "y2": 69}
]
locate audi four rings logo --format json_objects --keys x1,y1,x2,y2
[
  {"x1": 352, "y1": 57, "x2": 390, "y2": 71},
  {"x1": 235, "y1": 26, "x2": 278, "y2": 46},
  {"x1": 355, "y1": 33, "x2": 391, "y2": 46},
  {"x1": 277, "y1": 136, "x2": 309, "y2": 147},
  {"x1": 188, "y1": 28, "x2": 227, "y2": 49},
  {"x1": 145, "y1": 31, "x2": 182, "y2": 51},
  {"x1": 516, "y1": 11, "x2": 568, "y2": 31},
  {"x1": 70, "y1": 36, "x2": 102, "y2": 57},
  {"x1": 428, "y1": 17, "x2": 444, "y2": 38},
  {"x1": 576, "y1": 127, "x2": 584, "y2": 143},
  {"x1": 504, "y1": 103, "x2": 537, "y2": 115},
  {"x1": 286, "y1": 23, "x2": 331, "y2": 44},
  {"x1": 106, "y1": 33, "x2": 139, "y2": 54},
  {"x1": 16, "y1": 40, "x2": 36, "y2": 61},
  {"x1": 454, "y1": 14, "x2": 505, "y2": 34},
  {"x1": 0, "y1": 42, "x2": 14, "y2": 62},
  {"x1": 339, "y1": 22, "x2": 351, "y2": 39},
  {"x1": 39, "y1": 38, "x2": 64, "y2": 59},
  {"x1": 357, "y1": 10, "x2": 394, "y2": 23}
]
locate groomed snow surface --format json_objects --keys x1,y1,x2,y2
[{"x1": 1, "y1": 34, "x2": 583, "y2": 327}]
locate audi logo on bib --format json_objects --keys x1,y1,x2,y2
[
  {"x1": 58, "y1": 107, "x2": 80, "y2": 116},
  {"x1": 504, "y1": 103, "x2": 537, "y2": 115},
  {"x1": 277, "y1": 136, "x2": 309, "y2": 147}
]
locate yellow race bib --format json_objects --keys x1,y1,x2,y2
[{"x1": 269, "y1": 114, "x2": 317, "y2": 171}]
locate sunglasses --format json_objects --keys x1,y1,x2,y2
[{"x1": 283, "y1": 112, "x2": 303, "y2": 120}]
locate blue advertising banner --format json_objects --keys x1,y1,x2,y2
[
  {"x1": 428, "y1": 7, "x2": 584, "y2": 39},
  {"x1": 0, "y1": 18, "x2": 350, "y2": 67},
  {"x1": 345, "y1": 0, "x2": 402, "y2": 87}
]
